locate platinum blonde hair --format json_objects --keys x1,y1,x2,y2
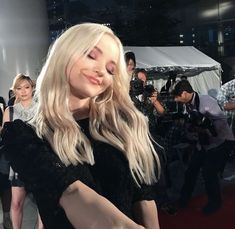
[{"x1": 32, "y1": 23, "x2": 160, "y2": 185}]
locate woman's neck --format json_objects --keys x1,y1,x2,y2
[
  {"x1": 20, "y1": 99, "x2": 33, "y2": 108},
  {"x1": 69, "y1": 96, "x2": 90, "y2": 120}
]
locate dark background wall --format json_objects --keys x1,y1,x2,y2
[{"x1": 46, "y1": 0, "x2": 235, "y2": 82}]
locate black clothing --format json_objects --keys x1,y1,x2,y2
[
  {"x1": 0, "y1": 174, "x2": 11, "y2": 193},
  {"x1": 0, "y1": 96, "x2": 6, "y2": 126},
  {"x1": 1, "y1": 119, "x2": 155, "y2": 228},
  {"x1": 7, "y1": 96, "x2": 16, "y2": 107},
  {"x1": 178, "y1": 93, "x2": 233, "y2": 210},
  {"x1": 1, "y1": 120, "x2": 94, "y2": 229},
  {"x1": 78, "y1": 118, "x2": 155, "y2": 217},
  {"x1": 180, "y1": 142, "x2": 228, "y2": 207}
]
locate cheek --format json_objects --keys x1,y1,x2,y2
[
  {"x1": 175, "y1": 97, "x2": 182, "y2": 103},
  {"x1": 27, "y1": 87, "x2": 33, "y2": 93},
  {"x1": 67, "y1": 58, "x2": 83, "y2": 79},
  {"x1": 127, "y1": 66, "x2": 133, "y2": 71},
  {"x1": 103, "y1": 77, "x2": 113, "y2": 89}
]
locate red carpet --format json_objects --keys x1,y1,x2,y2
[{"x1": 159, "y1": 184, "x2": 235, "y2": 229}]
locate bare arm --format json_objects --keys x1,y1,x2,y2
[
  {"x1": 132, "y1": 200, "x2": 160, "y2": 229},
  {"x1": 152, "y1": 100, "x2": 165, "y2": 115},
  {"x1": 224, "y1": 102, "x2": 235, "y2": 111},
  {"x1": 60, "y1": 180, "x2": 145, "y2": 229},
  {"x1": 150, "y1": 93, "x2": 165, "y2": 115}
]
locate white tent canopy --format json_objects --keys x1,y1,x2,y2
[{"x1": 124, "y1": 46, "x2": 222, "y2": 96}]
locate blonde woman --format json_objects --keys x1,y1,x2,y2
[
  {"x1": 2, "y1": 74, "x2": 43, "y2": 229},
  {"x1": 1, "y1": 23, "x2": 160, "y2": 228}
]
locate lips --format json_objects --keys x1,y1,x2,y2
[{"x1": 85, "y1": 75, "x2": 101, "y2": 85}]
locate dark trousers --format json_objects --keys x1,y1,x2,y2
[
  {"x1": 180, "y1": 141, "x2": 228, "y2": 205},
  {"x1": 150, "y1": 131, "x2": 171, "y2": 205}
]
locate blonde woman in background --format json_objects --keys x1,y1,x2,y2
[
  {"x1": 2, "y1": 74, "x2": 43, "y2": 229},
  {"x1": 1, "y1": 23, "x2": 160, "y2": 228}
]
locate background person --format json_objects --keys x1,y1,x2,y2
[
  {"x1": 2, "y1": 74, "x2": 43, "y2": 229},
  {"x1": 1, "y1": 23, "x2": 160, "y2": 229},
  {"x1": 217, "y1": 78, "x2": 235, "y2": 137},
  {"x1": 132, "y1": 68, "x2": 165, "y2": 132},
  {"x1": 129, "y1": 68, "x2": 177, "y2": 215},
  {"x1": 172, "y1": 79, "x2": 234, "y2": 215},
  {"x1": 124, "y1": 51, "x2": 136, "y2": 78}
]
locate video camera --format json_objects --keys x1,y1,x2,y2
[
  {"x1": 186, "y1": 110, "x2": 217, "y2": 137},
  {"x1": 130, "y1": 78, "x2": 144, "y2": 96},
  {"x1": 129, "y1": 78, "x2": 156, "y2": 98}
]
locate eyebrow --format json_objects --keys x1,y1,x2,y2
[{"x1": 93, "y1": 46, "x2": 117, "y2": 66}]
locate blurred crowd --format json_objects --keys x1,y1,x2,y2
[{"x1": 125, "y1": 51, "x2": 235, "y2": 215}]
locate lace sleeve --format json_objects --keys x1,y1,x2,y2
[
  {"x1": 133, "y1": 183, "x2": 156, "y2": 203},
  {"x1": 1, "y1": 119, "x2": 94, "y2": 204}
]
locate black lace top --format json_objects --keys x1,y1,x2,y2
[
  {"x1": 78, "y1": 118, "x2": 156, "y2": 218},
  {"x1": 1, "y1": 119, "x2": 156, "y2": 228}
]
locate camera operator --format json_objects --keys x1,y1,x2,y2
[
  {"x1": 172, "y1": 79, "x2": 235, "y2": 215},
  {"x1": 131, "y1": 69, "x2": 165, "y2": 121},
  {"x1": 130, "y1": 69, "x2": 178, "y2": 215},
  {"x1": 130, "y1": 69, "x2": 165, "y2": 138}
]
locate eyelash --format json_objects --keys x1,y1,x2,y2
[
  {"x1": 16, "y1": 86, "x2": 30, "y2": 90},
  {"x1": 88, "y1": 52, "x2": 115, "y2": 76},
  {"x1": 107, "y1": 69, "x2": 115, "y2": 76},
  {"x1": 88, "y1": 54, "x2": 95, "y2": 59}
]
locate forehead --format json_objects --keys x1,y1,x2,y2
[
  {"x1": 175, "y1": 93, "x2": 187, "y2": 102},
  {"x1": 96, "y1": 34, "x2": 119, "y2": 63},
  {"x1": 128, "y1": 59, "x2": 135, "y2": 63},
  {"x1": 16, "y1": 79, "x2": 31, "y2": 87},
  {"x1": 138, "y1": 72, "x2": 146, "y2": 77}
]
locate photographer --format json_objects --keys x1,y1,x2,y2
[
  {"x1": 130, "y1": 69, "x2": 165, "y2": 139},
  {"x1": 130, "y1": 69, "x2": 178, "y2": 215},
  {"x1": 130, "y1": 69, "x2": 165, "y2": 118},
  {"x1": 172, "y1": 80, "x2": 235, "y2": 215}
]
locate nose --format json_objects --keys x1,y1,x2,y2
[
  {"x1": 21, "y1": 88, "x2": 26, "y2": 94},
  {"x1": 94, "y1": 64, "x2": 106, "y2": 77}
]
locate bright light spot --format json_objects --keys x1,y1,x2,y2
[
  {"x1": 1, "y1": 47, "x2": 6, "y2": 62},
  {"x1": 179, "y1": 34, "x2": 184, "y2": 38},
  {"x1": 102, "y1": 23, "x2": 111, "y2": 26},
  {"x1": 180, "y1": 40, "x2": 184, "y2": 44},
  {"x1": 200, "y1": 1, "x2": 233, "y2": 18}
]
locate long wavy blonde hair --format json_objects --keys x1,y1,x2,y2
[{"x1": 32, "y1": 23, "x2": 160, "y2": 185}]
